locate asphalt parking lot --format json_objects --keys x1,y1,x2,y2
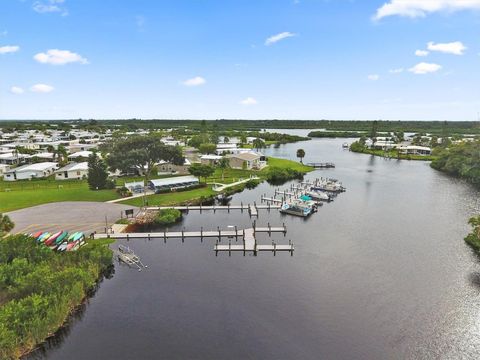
[{"x1": 6, "y1": 201, "x2": 138, "y2": 235}]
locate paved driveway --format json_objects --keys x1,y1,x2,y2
[{"x1": 6, "y1": 201, "x2": 138, "y2": 235}]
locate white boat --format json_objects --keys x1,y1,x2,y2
[
  {"x1": 280, "y1": 201, "x2": 313, "y2": 217},
  {"x1": 305, "y1": 190, "x2": 331, "y2": 201}
]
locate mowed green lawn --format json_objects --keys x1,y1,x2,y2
[
  {"x1": 0, "y1": 157, "x2": 310, "y2": 212},
  {"x1": 0, "y1": 184, "x2": 119, "y2": 213},
  {"x1": 119, "y1": 186, "x2": 216, "y2": 207}
]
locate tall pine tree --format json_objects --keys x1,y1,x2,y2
[{"x1": 87, "y1": 152, "x2": 109, "y2": 190}]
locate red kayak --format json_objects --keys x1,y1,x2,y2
[
  {"x1": 44, "y1": 231, "x2": 62, "y2": 246},
  {"x1": 32, "y1": 231, "x2": 43, "y2": 239}
]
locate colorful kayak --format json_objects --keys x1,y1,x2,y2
[
  {"x1": 68, "y1": 232, "x2": 79, "y2": 242},
  {"x1": 72, "y1": 232, "x2": 84, "y2": 242},
  {"x1": 57, "y1": 242, "x2": 68, "y2": 252},
  {"x1": 32, "y1": 231, "x2": 43, "y2": 239},
  {"x1": 38, "y1": 232, "x2": 51, "y2": 243},
  {"x1": 55, "y1": 231, "x2": 69, "y2": 245},
  {"x1": 44, "y1": 231, "x2": 62, "y2": 246}
]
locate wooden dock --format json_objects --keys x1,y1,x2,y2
[
  {"x1": 307, "y1": 162, "x2": 335, "y2": 168},
  {"x1": 214, "y1": 228, "x2": 294, "y2": 256},
  {"x1": 93, "y1": 223, "x2": 293, "y2": 256},
  {"x1": 144, "y1": 203, "x2": 280, "y2": 217}
]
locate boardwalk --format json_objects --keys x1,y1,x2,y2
[
  {"x1": 144, "y1": 203, "x2": 280, "y2": 216},
  {"x1": 93, "y1": 223, "x2": 293, "y2": 255}
]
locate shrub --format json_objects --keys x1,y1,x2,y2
[
  {"x1": 154, "y1": 209, "x2": 182, "y2": 226},
  {"x1": 265, "y1": 167, "x2": 303, "y2": 185},
  {"x1": 245, "y1": 179, "x2": 260, "y2": 189}
]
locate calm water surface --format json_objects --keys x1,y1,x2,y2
[{"x1": 29, "y1": 138, "x2": 480, "y2": 360}]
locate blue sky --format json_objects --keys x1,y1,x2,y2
[{"x1": 1, "y1": 0, "x2": 480, "y2": 121}]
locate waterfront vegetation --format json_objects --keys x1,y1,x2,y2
[
  {"x1": 349, "y1": 141, "x2": 437, "y2": 161},
  {"x1": 155, "y1": 209, "x2": 182, "y2": 226},
  {"x1": 0, "y1": 235, "x2": 113, "y2": 359},
  {"x1": 431, "y1": 140, "x2": 480, "y2": 186},
  {"x1": 465, "y1": 216, "x2": 480, "y2": 252},
  {"x1": 308, "y1": 130, "x2": 365, "y2": 138}
]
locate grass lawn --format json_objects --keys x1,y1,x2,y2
[
  {"x1": 0, "y1": 185, "x2": 119, "y2": 213},
  {"x1": 119, "y1": 186, "x2": 216, "y2": 207},
  {"x1": 263, "y1": 157, "x2": 313, "y2": 172},
  {"x1": 0, "y1": 157, "x2": 310, "y2": 212}
]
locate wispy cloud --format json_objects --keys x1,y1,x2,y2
[
  {"x1": 33, "y1": 0, "x2": 68, "y2": 16},
  {"x1": 182, "y1": 76, "x2": 206, "y2": 87},
  {"x1": 34, "y1": 49, "x2": 88, "y2": 65},
  {"x1": 415, "y1": 49, "x2": 429, "y2": 57},
  {"x1": 427, "y1": 41, "x2": 466, "y2": 55},
  {"x1": 10, "y1": 86, "x2": 24, "y2": 95},
  {"x1": 30, "y1": 84, "x2": 55, "y2": 93},
  {"x1": 367, "y1": 74, "x2": 380, "y2": 81},
  {"x1": 389, "y1": 68, "x2": 404, "y2": 73},
  {"x1": 240, "y1": 97, "x2": 258, "y2": 105},
  {"x1": 373, "y1": 0, "x2": 480, "y2": 20},
  {"x1": 409, "y1": 62, "x2": 442, "y2": 74},
  {"x1": 265, "y1": 32, "x2": 296, "y2": 46},
  {"x1": 0, "y1": 45, "x2": 19, "y2": 54}
]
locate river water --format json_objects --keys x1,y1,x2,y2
[{"x1": 29, "y1": 137, "x2": 480, "y2": 360}]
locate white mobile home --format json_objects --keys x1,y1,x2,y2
[
  {"x1": 54, "y1": 162, "x2": 88, "y2": 180},
  {"x1": 3, "y1": 162, "x2": 58, "y2": 181}
]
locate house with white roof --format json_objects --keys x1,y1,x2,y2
[
  {"x1": 68, "y1": 150, "x2": 95, "y2": 161},
  {"x1": 54, "y1": 162, "x2": 89, "y2": 180},
  {"x1": 3, "y1": 162, "x2": 58, "y2": 181}
]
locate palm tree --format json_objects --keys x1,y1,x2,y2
[
  {"x1": 217, "y1": 156, "x2": 230, "y2": 181},
  {"x1": 252, "y1": 138, "x2": 266, "y2": 152},
  {"x1": 296, "y1": 149, "x2": 305, "y2": 163}
]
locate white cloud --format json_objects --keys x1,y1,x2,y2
[
  {"x1": 408, "y1": 62, "x2": 442, "y2": 74},
  {"x1": 10, "y1": 86, "x2": 24, "y2": 94},
  {"x1": 374, "y1": 0, "x2": 480, "y2": 20},
  {"x1": 0, "y1": 45, "x2": 19, "y2": 54},
  {"x1": 33, "y1": 0, "x2": 68, "y2": 16},
  {"x1": 240, "y1": 97, "x2": 258, "y2": 105},
  {"x1": 415, "y1": 49, "x2": 429, "y2": 57},
  {"x1": 427, "y1": 41, "x2": 466, "y2": 55},
  {"x1": 265, "y1": 32, "x2": 296, "y2": 46},
  {"x1": 368, "y1": 74, "x2": 380, "y2": 81},
  {"x1": 34, "y1": 49, "x2": 88, "y2": 65},
  {"x1": 182, "y1": 76, "x2": 206, "y2": 87},
  {"x1": 389, "y1": 68, "x2": 404, "y2": 73},
  {"x1": 30, "y1": 84, "x2": 54, "y2": 93}
]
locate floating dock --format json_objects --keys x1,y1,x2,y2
[
  {"x1": 94, "y1": 222, "x2": 293, "y2": 256},
  {"x1": 307, "y1": 162, "x2": 335, "y2": 168},
  {"x1": 144, "y1": 203, "x2": 280, "y2": 217}
]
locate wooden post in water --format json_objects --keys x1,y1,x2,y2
[{"x1": 200, "y1": 226, "x2": 203, "y2": 243}]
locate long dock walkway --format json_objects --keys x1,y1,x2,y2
[
  {"x1": 93, "y1": 223, "x2": 293, "y2": 255},
  {"x1": 144, "y1": 203, "x2": 280, "y2": 216}
]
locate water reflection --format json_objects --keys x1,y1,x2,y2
[{"x1": 31, "y1": 137, "x2": 480, "y2": 360}]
